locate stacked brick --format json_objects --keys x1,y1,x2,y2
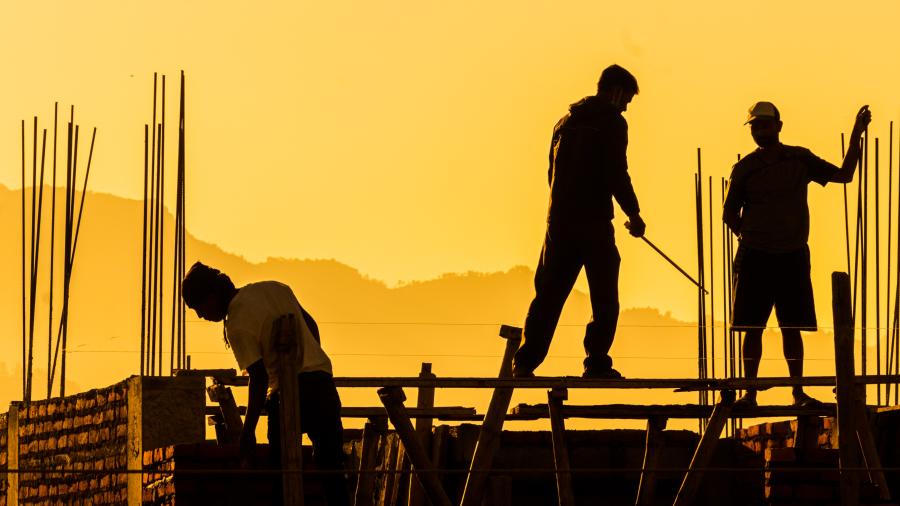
[
  {"x1": 735, "y1": 417, "x2": 836, "y2": 454},
  {"x1": 0, "y1": 412, "x2": 8, "y2": 506},
  {"x1": 764, "y1": 447, "x2": 843, "y2": 504},
  {"x1": 15, "y1": 381, "x2": 129, "y2": 504}
]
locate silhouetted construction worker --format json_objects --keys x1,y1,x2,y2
[
  {"x1": 182, "y1": 262, "x2": 350, "y2": 506},
  {"x1": 724, "y1": 102, "x2": 871, "y2": 407},
  {"x1": 513, "y1": 64, "x2": 646, "y2": 379}
]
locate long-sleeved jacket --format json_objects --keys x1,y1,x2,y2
[{"x1": 546, "y1": 96, "x2": 640, "y2": 227}]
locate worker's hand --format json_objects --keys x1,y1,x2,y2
[
  {"x1": 238, "y1": 429, "x2": 257, "y2": 468},
  {"x1": 624, "y1": 214, "x2": 645, "y2": 238},
  {"x1": 852, "y1": 105, "x2": 871, "y2": 136}
]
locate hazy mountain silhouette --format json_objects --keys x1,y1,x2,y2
[{"x1": 0, "y1": 185, "x2": 839, "y2": 427}]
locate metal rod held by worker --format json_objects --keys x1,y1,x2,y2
[{"x1": 629, "y1": 227, "x2": 709, "y2": 294}]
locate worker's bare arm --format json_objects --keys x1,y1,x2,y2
[
  {"x1": 239, "y1": 360, "x2": 268, "y2": 462},
  {"x1": 830, "y1": 105, "x2": 871, "y2": 184}
]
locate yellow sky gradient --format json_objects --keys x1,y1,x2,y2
[{"x1": 2, "y1": 1, "x2": 900, "y2": 326}]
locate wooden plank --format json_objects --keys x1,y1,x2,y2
[
  {"x1": 202, "y1": 405, "x2": 479, "y2": 420},
  {"x1": 355, "y1": 416, "x2": 387, "y2": 506},
  {"x1": 510, "y1": 403, "x2": 835, "y2": 420},
  {"x1": 409, "y1": 363, "x2": 436, "y2": 506},
  {"x1": 217, "y1": 374, "x2": 900, "y2": 389},
  {"x1": 207, "y1": 382, "x2": 243, "y2": 444},
  {"x1": 174, "y1": 367, "x2": 236, "y2": 378},
  {"x1": 833, "y1": 271, "x2": 860, "y2": 506},
  {"x1": 378, "y1": 386, "x2": 453, "y2": 506},
  {"x1": 378, "y1": 434, "x2": 399, "y2": 506},
  {"x1": 635, "y1": 416, "x2": 667, "y2": 506},
  {"x1": 547, "y1": 387, "x2": 575, "y2": 506},
  {"x1": 460, "y1": 326, "x2": 521, "y2": 506},
  {"x1": 673, "y1": 390, "x2": 734, "y2": 506},
  {"x1": 854, "y1": 396, "x2": 892, "y2": 500},
  {"x1": 272, "y1": 314, "x2": 304, "y2": 506}
]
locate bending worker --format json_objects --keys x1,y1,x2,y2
[{"x1": 181, "y1": 262, "x2": 350, "y2": 505}]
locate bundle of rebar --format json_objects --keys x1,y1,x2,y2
[{"x1": 141, "y1": 72, "x2": 187, "y2": 377}]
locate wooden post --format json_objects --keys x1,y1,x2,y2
[
  {"x1": 125, "y1": 378, "x2": 142, "y2": 506},
  {"x1": 378, "y1": 386, "x2": 453, "y2": 506},
  {"x1": 355, "y1": 416, "x2": 387, "y2": 506},
  {"x1": 547, "y1": 387, "x2": 575, "y2": 506},
  {"x1": 8, "y1": 402, "x2": 19, "y2": 506},
  {"x1": 377, "y1": 434, "x2": 399, "y2": 506},
  {"x1": 409, "y1": 363, "x2": 435, "y2": 506},
  {"x1": 673, "y1": 390, "x2": 734, "y2": 506},
  {"x1": 635, "y1": 415, "x2": 667, "y2": 506},
  {"x1": 273, "y1": 313, "x2": 304, "y2": 506},
  {"x1": 833, "y1": 271, "x2": 860, "y2": 506},
  {"x1": 460, "y1": 325, "x2": 522, "y2": 506}
]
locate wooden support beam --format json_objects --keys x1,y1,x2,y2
[
  {"x1": 354, "y1": 416, "x2": 387, "y2": 506},
  {"x1": 510, "y1": 402, "x2": 834, "y2": 420},
  {"x1": 378, "y1": 386, "x2": 453, "y2": 506},
  {"x1": 409, "y1": 363, "x2": 436, "y2": 506},
  {"x1": 635, "y1": 415, "x2": 667, "y2": 506},
  {"x1": 548, "y1": 387, "x2": 575, "y2": 506},
  {"x1": 272, "y1": 314, "x2": 304, "y2": 506},
  {"x1": 673, "y1": 390, "x2": 734, "y2": 506},
  {"x1": 378, "y1": 434, "x2": 399, "y2": 506},
  {"x1": 833, "y1": 271, "x2": 860, "y2": 506},
  {"x1": 217, "y1": 373, "x2": 900, "y2": 389},
  {"x1": 460, "y1": 325, "x2": 522, "y2": 506},
  {"x1": 125, "y1": 379, "x2": 141, "y2": 506}
]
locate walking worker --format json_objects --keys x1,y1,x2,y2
[
  {"x1": 724, "y1": 102, "x2": 871, "y2": 407},
  {"x1": 512, "y1": 64, "x2": 646, "y2": 379},
  {"x1": 181, "y1": 262, "x2": 350, "y2": 506}
]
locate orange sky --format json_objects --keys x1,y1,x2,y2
[{"x1": 2, "y1": 2, "x2": 900, "y2": 323}]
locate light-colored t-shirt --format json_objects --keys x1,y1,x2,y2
[{"x1": 225, "y1": 281, "x2": 333, "y2": 393}]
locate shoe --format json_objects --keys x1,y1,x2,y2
[
  {"x1": 792, "y1": 392, "x2": 824, "y2": 408},
  {"x1": 512, "y1": 367, "x2": 535, "y2": 378},
  {"x1": 732, "y1": 393, "x2": 758, "y2": 409},
  {"x1": 583, "y1": 368, "x2": 623, "y2": 379}
]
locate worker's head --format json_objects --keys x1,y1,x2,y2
[
  {"x1": 745, "y1": 101, "x2": 782, "y2": 148},
  {"x1": 182, "y1": 262, "x2": 235, "y2": 322},
  {"x1": 597, "y1": 65, "x2": 639, "y2": 112}
]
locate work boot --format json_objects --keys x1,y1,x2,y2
[{"x1": 582, "y1": 367, "x2": 623, "y2": 379}]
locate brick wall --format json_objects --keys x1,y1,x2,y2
[{"x1": 0, "y1": 375, "x2": 205, "y2": 505}]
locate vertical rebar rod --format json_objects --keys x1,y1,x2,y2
[
  {"x1": 863, "y1": 129, "x2": 869, "y2": 379},
  {"x1": 179, "y1": 70, "x2": 186, "y2": 369},
  {"x1": 21, "y1": 120, "x2": 26, "y2": 398},
  {"x1": 149, "y1": 73, "x2": 158, "y2": 375},
  {"x1": 150, "y1": 122, "x2": 160, "y2": 376},
  {"x1": 876, "y1": 139, "x2": 881, "y2": 404},
  {"x1": 47, "y1": 103, "x2": 57, "y2": 398},
  {"x1": 61, "y1": 122, "x2": 79, "y2": 397},
  {"x1": 26, "y1": 129, "x2": 47, "y2": 403},
  {"x1": 141, "y1": 124, "x2": 149, "y2": 376},
  {"x1": 887, "y1": 122, "x2": 894, "y2": 403},
  {"x1": 70, "y1": 128, "x2": 96, "y2": 257},
  {"x1": 159, "y1": 74, "x2": 167, "y2": 374},
  {"x1": 27, "y1": 118, "x2": 37, "y2": 403},
  {"x1": 708, "y1": 176, "x2": 715, "y2": 379}
]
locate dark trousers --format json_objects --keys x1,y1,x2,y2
[
  {"x1": 514, "y1": 221, "x2": 621, "y2": 373},
  {"x1": 267, "y1": 371, "x2": 350, "y2": 506}
]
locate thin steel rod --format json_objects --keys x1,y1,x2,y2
[
  {"x1": 639, "y1": 236, "x2": 708, "y2": 294},
  {"x1": 876, "y1": 138, "x2": 881, "y2": 404},
  {"x1": 159, "y1": 73, "x2": 167, "y2": 374},
  {"x1": 863, "y1": 128, "x2": 869, "y2": 379},
  {"x1": 708, "y1": 176, "x2": 715, "y2": 379},
  {"x1": 141, "y1": 125, "x2": 149, "y2": 376},
  {"x1": 843, "y1": 134, "x2": 852, "y2": 281},
  {"x1": 27, "y1": 118, "x2": 37, "y2": 403},
  {"x1": 20, "y1": 120, "x2": 26, "y2": 399},
  {"x1": 26, "y1": 129, "x2": 47, "y2": 402},
  {"x1": 47, "y1": 103, "x2": 57, "y2": 398}
]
